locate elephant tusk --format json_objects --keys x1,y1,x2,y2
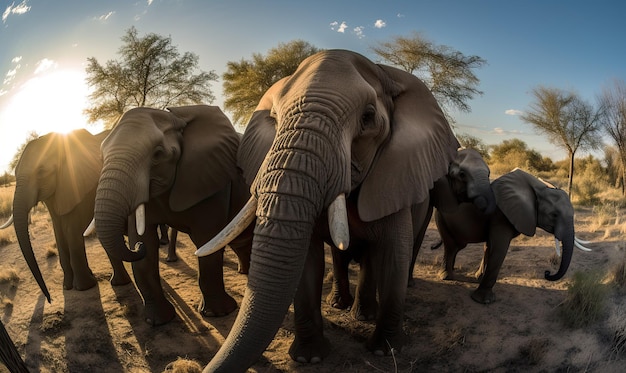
[
  {"x1": 575, "y1": 240, "x2": 592, "y2": 252},
  {"x1": 0, "y1": 214, "x2": 13, "y2": 229},
  {"x1": 136, "y1": 204, "x2": 146, "y2": 236},
  {"x1": 195, "y1": 196, "x2": 257, "y2": 257},
  {"x1": 575, "y1": 236, "x2": 592, "y2": 245},
  {"x1": 328, "y1": 194, "x2": 350, "y2": 250},
  {"x1": 83, "y1": 218, "x2": 96, "y2": 237},
  {"x1": 554, "y1": 237, "x2": 562, "y2": 257}
]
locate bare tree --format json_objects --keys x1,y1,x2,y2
[
  {"x1": 371, "y1": 31, "x2": 486, "y2": 121},
  {"x1": 521, "y1": 86, "x2": 603, "y2": 196},
  {"x1": 85, "y1": 27, "x2": 217, "y2": 128},
  {"x1": 598, "y1": 79, "x2": 626, "y2": 195}
]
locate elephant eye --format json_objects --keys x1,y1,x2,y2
[
  {"x1": 359, "y1": 105, "x2": 377, "y2": 134},
  {"x1": 152, "y1": 146, "x2": 166, "y2": 163}
]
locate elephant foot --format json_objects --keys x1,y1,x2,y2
[
  {"x1": 350, "y1": 299, "x2": 377, "y2": 321},
  {"x1": 438, "y1": 269, "x2": 455, "y2": 281},
  {"x1": 144, "y1": 301, "x2": 176, "y2": 326},
  {"x1": 166, "y1": 255, "x2": 178, "y2": 262},
  {"x1": 68, "y1": 273, "x2": 97, "y2": 291},
  {"x1": 110, "y1": 271, "x2": 132, "y2": 286},
  {"x1": 159, "y1": 238, "x2": 170, "y2": 246},
  {"x1": 366, "y1": 326, "x2": 407, "y2": 356},
  {"x1": 288, "y1": 334, "x2": 331, "y2": 364},
  {"x1": 198, "y1": 293, "x2": 238, "y2": 317},
  {"x1": 326, "y1": 288, "x2": 353, "y2": 310},
  {"x1": 471, "y1": 287, "x2": 496, "y2": 304}
]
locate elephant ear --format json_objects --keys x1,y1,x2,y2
[
  {"x1": 55, "y1": 129, "x2": 103, "y2": 215},
  {"x1": 237, "y1": 78, "x2": 286, "y2": 185},
  {"x1": 167, "y1": 105, "x2": 240, "y2": 212},
  {"x1": 357, "y1": 65, "x2": 460, "y2": 222},
  {"x1": 492, "y1": 169, "x2": 537, "y2": 236}
]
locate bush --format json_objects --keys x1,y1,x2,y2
[{"x1": 559, "y1": 270, "x2": 608, "y2": 328}]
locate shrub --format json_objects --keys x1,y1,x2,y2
[
  {"x1": 559, "y1": 270, "x2": 608, "y2": 328},
  {"x1": 163, "y1": 357, "x2": 203, "y2": 373}
]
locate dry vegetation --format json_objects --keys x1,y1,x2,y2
[{"x1": 2, "y1": 184, "x2": 626, "y2": 372}]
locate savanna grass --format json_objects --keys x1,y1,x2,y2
[{"x1": 559, "y1": 270, "x2": 608, "y2": 328}]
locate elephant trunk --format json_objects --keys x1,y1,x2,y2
[
  {"x1": 469, "y1": 170, "x2": 496, "y2": 214},
  {"x1": 94, "y1": 159, "x2": 147, "y2": 262},
  {"x1": 12, "y1": 182, "x2": 51, "y2": 302},
  {"x1": 545, "y1": 225, "x2": 574, "y2": 281},
  {"x1": 204, "y1": 125, "x2": 334, "y2": 372}
]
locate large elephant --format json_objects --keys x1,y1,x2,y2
[
  {"x1": 326, "y1": 148, "x2": 496, "y2": 316},
  {"x1": 93, "y1": 105, "x2": 252, "y2": 326},
  {"x1": 436, "y1": 168, "x2": 586, "y2": 304},
  {"x1": 0, "y1": 320, "x2": 28, "y2": 373},
  {"x1": 0, "y1": 129, "x2": 131, "y2": 301},
  {"x1": 194, "y1": 49, "x2": 460, "y2": 371}
]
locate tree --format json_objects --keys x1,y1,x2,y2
[
  {"x1": 456, "y1": 133, "x2": 490, "y2": 160},
  {"x1": 222, "y1": 40, "x2": 321, "y2": 126},
  {"x1": 520, "y1": 86, "x2": 603, "y2": 196},
  {"x1": 85, "y1": 27, "x2": 217, "y2": 128},
  {"x1": 371, "y1": 31, "x2": 486, "y2": 121},
  {"x1": 598, "y1": 79, "x2": 626, "y2": 195},
  {"x1": 9, "y1": 131, "x2": 39, "y2": 172},
  {"x1": 488, "y1": 138, "x2": 553, "y2": 176}
]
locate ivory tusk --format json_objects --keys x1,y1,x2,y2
[
  {"x1": 195, "y1": 197, "x2": 257, "y2": 257},
  {"x1": 0, "y1": 214, "x2": 13, "y2": 229},
  {"x1": 575, "y1": 236, "x2": 592, "y2": 245},
  {"x1": 328, "y1": 194, "x2": 349, "y2": 250},
  {"x1": 83, "y1": 218, "x2": 96, "y2": 237},
  {"x1": 554, "y1": 237, "x2": 562, "y2": 257},
  {"x1": 136, "y1": 204, "x2": 145, "y2": 236},
  {"x1": 575, "y1": 240, "x2": 592, "y2": 252}
]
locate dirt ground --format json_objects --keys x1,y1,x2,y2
[{"x1": 2, "y1": 201, "x2": 626, "y2": 372}]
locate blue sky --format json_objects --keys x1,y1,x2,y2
[{"x1": 1, "y1": 0, "x2": 625, "y2": 173}]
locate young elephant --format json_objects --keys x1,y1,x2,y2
[
  {"x1": 326, "y1": 148, "x2": 496, "y2": 317},
  {"x1": 436, "y1": 168, "x2": 586, "y2": 304}
]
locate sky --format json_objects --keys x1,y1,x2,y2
[{"x1": 1, "y1": 0, "x2": 626, "y2": 173}]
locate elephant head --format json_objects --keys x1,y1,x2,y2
[
  {"x1": 7, "y1": 129, "x2": 103, "y2": 301},
  {"x1": 94, "y1": 105, "x2": 240, "y2": 262},
  {"x1": 492, "y1": 168, "x2": 574, "y2": 281},
  {"x1": 199, "y1": 49, "x2": 459, "y2": 372},
  {"x1": 433, "y1": 148, "x2": 496, "y2": 214}
]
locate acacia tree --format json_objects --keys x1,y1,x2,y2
[
  {"x1": 521, "y1": 86, "x2": 603, "y2": 196},
  {"x1": 222, "y1": 40, "x2": 321, "y2": 126},
  {"x1": 85, "y1": 27, "x2": 217, "y2": 128},
  {"x1": 371, "y1": 31, "x2": 486, "y2": 121},
  {"x1": 598, "y1": 79, "x2": 626, "y2": 195}
]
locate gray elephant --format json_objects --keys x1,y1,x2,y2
[
  {"x1": 0, "y1": 320, "x2": 28, "y2": 373},
  {"x1": 194, "y1": 49, "x2": 460, "y2": 371},
  {"x1": 327, "y1": 148, "x2": 496, "y2": 317},
  {"x1": 93, "y1": 105, "x2": 252, "y2": 326},
  {"x1": 0, "y1": 129, "x2": 131, "y2": 301},
  {"x1": 436, "y1": 168, "x2": 585, "y2": 304}
]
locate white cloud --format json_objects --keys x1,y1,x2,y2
[
  {"x1": 147, "y1": 0, "x2": 154, "y2": 5},
  {"x1": 11, "y1": 56, "x2": 22, "y2": 63},
  {"x1": 3, "y1": 65, "x2": 20, "y2": 85},
  {"x1": 34, "y1": 58, "x2": 57, "y2": 74},
  {"x1": 397, "y1": 13, "x2": 405, "y2": 18},
  {"x1": 2, "y1": 0, "x2": 31, "y2": 23},
  {"x1": 505, "y1": 109, "x2": 523, "y2": 116},
  {"x1": 330, "y1": 21, "x2": 348, "y2": 33},
  {"x1": 97, "y1": 11, "x2": 115, "y2": 21},
  {"x1": 353, "y1": 26, "x2": 365, "y2": 38},
  {"x1": 374, "y1": 19, "x2": 386, "y2": 28}
]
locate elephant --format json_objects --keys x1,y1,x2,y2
[
  {"x1": 0, "y1": 320, "x2": 28, "y2": 373},
  {"x1": 194, "y1": 49, "x2": 461, "y2": 371},
  {"x1": 436, "y1": 168, "x2": 586, "y2": 304},
  {"x1": 0, "y1": 129, "x2": 131, "y2": 302},
  {"x1": 93, "y1": 105, "x2": 253, "y2": 326},
  {"x1": 326, "y1": 148, "x2": 496, "y2": 316}
]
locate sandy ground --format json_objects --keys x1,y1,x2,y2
[{"x1": 2, "y1": 202, "x2": 626, "y2": 372}]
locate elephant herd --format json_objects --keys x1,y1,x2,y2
[{"x1": 0, "y1": 50, "x2": 590, "y2": 373}]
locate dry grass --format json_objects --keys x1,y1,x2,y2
[
  {"x1": 0, "y1": 185, "x2": 13, "y2": 218},
  {"x1": 162, "y1": 357, "x2": 203, "y2": 373},
  {"x1": 0, "y1": 267, "x2": 20, "y2": 285},
  {"x1": 608, "y1": 305, "x2": 626, "y2": 359},
  {"x1": 559, "y1": 270, "x2": 609, "y2": 328}
]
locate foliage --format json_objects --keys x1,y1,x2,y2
[
  {"x1": 456, "y1": 133, "x2": 490, "y2": 160},
  {"x1": 604, "y1": 145, "x2": 624, "y2": 191},
  {"x1": 371, "y1": 31, "x2": 486, "y2": 121},
  {"x1": 85, "y1": 27, "x2": 217, "y2": 128},
  {"x1": 571, "y1": 155, "x2": 608, "y2": 205},
  {"x1": 0, "y1": 186, "x2": 12, "y2": 218},
  {"x1": 598, "y1": 79, "x2": 626, "y2": 196},
  {"x1": 8, "y1": 131, "x2": 39, "y2": 173},
  {"x1": 222, "y1": 40, "x2": 321, "y2": 126},
  {"x1": 0, "y1": 172, "x2": 14, "y2": 187},
  {"x1": 559, "y1": 270, "x2": 608, "y2": 328},
  {"x1": 520, "y1": 86, "x2": 603, "y2": 195},
  {"x1": 488, "y1": 139, "x2": 553, "y2": 177}
]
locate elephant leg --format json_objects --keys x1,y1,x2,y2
[
  {"x1": 475, "y1": 243, "x2": 487, "y2": 280},
  {"x1": 106, "y1": 252, "x2": 132, "y2": 286},
  {"x1": 159, "y1": 224, "x2": 170, "y2": 246},
  {"x1": 289, "y1": 234, "x2": 330, "y2": 363},
  {"x1": 366, "y1": 208, "x2": 413, "y2": 355},
  {"x1": 228, "y1": 224, "x2": 253, "y2": 274},
  {"x1": 408, "y1": 204, "x2": 433, "y2": 287},
  {"x1": 166, "y1": 228, "x2": 178, "y2": 262},
  {"x1": 197, "y1": 250, "x2": 237, "y2": 317},
  {"x1": 436, "y1": 212, "x2": 462, "y2": 281},
  {"x1": 326, "y1": 245, "x2": 354, "y2": 310},
  {"x1": 51, "y1": 221, "x2": 75, "y2": 290},
  {"x1": 350, "y1": 248, "x2": 377, "y2": 321},
  {"x1": 131, "y1": 227, "x2": 175, "y2": 325},
  {"x1": 65, "y1": 228, "x2": 97, "y2": 291}
]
